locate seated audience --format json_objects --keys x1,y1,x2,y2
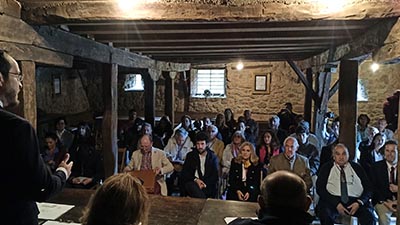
[
  {"x1": 277, "y1": 102, "x2": 298, "y2": 133},
  {"x1": 268, "y1": 115, "x2": 288, "y2": 145},
  {"x1": 81, "y1": 173, "x2": 149, "y2": 225},
  {"x1": 140, "y1": 122, "x2": 164, "y2": 149},
  {"x1": 227, "y1": 142, "x2": 262, "y2": 202},
  {"x1": 228, "y1": 171, "x2": 313, "y2": 225},
  {"x1": 154, "y1": 115, "x2": 174, "y2": 147},
  {"x1": 268, "y1": 137, "x2": 312, "y2": 191},
  {"x1": 222, "y1": 131, "x2": 246, "y2": 176},
  {"x1": 124, "y1": 134, "x2": 173, "y2": 196},
  {"x1": 42, "y1": 132, "x2": 67, "y2": 172},
  {"x1": 224, "y1": 108, "x2": 237, "y2": 135},
  {"x1": 175, "y1": 115, "x2": 196, "y2": 143},
  {"x1": 377, "y1": 118, "x2": 395, "y2": 141},
  {"x1": 181, "y1": 132, "x2": 219, "y2": 198},
  {"x1": 164, "y1": 128, "x2": 193, "y2": 195},
  {"x1": 243, "y1": 110, "x2": 259, "y2": 147},
  {"x1": 215, "y1": 113, "x2": 232, "y2": 145},
  {"x1": 207, "y1": 125, "x2": 225, "y2": 163},
  {"x1": 119, "y1": 108, "x2": 144, "y2": 149},
  {"x1": 68, "y1": 123, "x2": 104, "y2": 189},
  {"x1": 295, "y1": 125, "x2": 320, "y2": 178},
  {"x1": 55, "y1": 117, "x2": 74, "y2": 151},
  {"x1": 357, "y1": 114, "x2": 379, "y2": 160},
  {"x1": 289, "y1": 120, "x2": 320, "y2": 152},
  {"x1": 359, "y1": 132, "x2": 386, "y2": 174},
  {"x1": 256, "y1": 129, "x2": 282, "y2": 176},
  {"x1": 317, "y1": 143, "x2": 375, "y2": 225},
  {"x1": 202, "y1": 117, "x2": 212, "y2": 132},
  {"x1": 370, "y1": 140, "x2": 398, "y2": 225}
]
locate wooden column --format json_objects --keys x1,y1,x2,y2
[
  {"x1": 102, "y1": 63, "x2": 118, "y2": 178},
  {"x1": 338, "y1": 60, "x2": 358, "y2": 160},
  {"x1": 164, "y1": 71, "x2": 176, "y2": 125},
  {"x1": 20, "y1": 61, "x2": 37, "y2": 128},
  {"x1": 304, "y1": 68, "x2": 313, "y2": 124},
  {"x1": 397, "y1": 95, "x2": 400, "y2": 225},
  {"x1": 143, "y1": 70, "x2": 155, "y2": 127}
]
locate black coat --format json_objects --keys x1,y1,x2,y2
[
  {"x1": 227, "y1": 160, "x2": 262, "y2": 202},
  {"x1": 370, "y1": 160, "x2": 398, "y2": 205},
  {"x1": 181, "y1": 147, "x2": 219, "y2": 197},
  {"x1": 1, "y1": 108, "x2": 67, "y2": 225}
]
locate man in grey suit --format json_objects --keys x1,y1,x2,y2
[
  {"x1": 0, "y1": 51, "x2": 73, "y2": 225},
  {"x1": 268, "y1": 136, "x2": 312, "y2": 191}
]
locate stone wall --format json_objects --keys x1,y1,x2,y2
[{"x1": 35, "y1": 59, "x2": 400, "y2": 126}]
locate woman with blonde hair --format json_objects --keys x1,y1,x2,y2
[
  {"x1": 226, "y1": 142, "x2": 262, "y2": 202},
  {"x1": 81, "y1": 173, "x2": 149, "y2": 225}
]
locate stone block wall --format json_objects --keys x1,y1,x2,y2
[{"x1": 327, "y1": 59, "x2": 400, "y2": 126}]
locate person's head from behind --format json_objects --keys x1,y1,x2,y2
[
  {"x1": 81, "y1": 173, "x2": 149, "y2": 225},
  {"x1": 0, "y1": 50, "x2": 22, "y2": 108},
  {"x1": 259, "y1": 171, "x2": 311, "y2": 211}
]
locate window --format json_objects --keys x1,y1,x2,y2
[
  {"x1": 191, "y1": 69, "x2": 226, "y2": 98},
  {"x1": 123, "y1": 74, "x2": 144, "y2": 91},
  {"x1": 357, "y1": 79, "x2": 368, "y2": 102}
]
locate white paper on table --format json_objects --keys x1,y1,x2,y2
[
  {"x1": 37, "y1": 202, "x2": 75, "y2": 220},
  {"x1": 42, "y1": 221, "x2": 81, "y2": 225},
  {"x1": 224, "y1": 217, "x2": 258, "y2": 224}
]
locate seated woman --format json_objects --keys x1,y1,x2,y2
[
  {"x1": 68, "y1": 122, "x2": 104, "y2": 189},
  {"x1": 221, "y1": 131, "x2": 246, "y2": 177},
  {"x1": 227, "y1": 142, "x2": 262, "y2": 202},
  {"x1": 41, "y1": 132, "x2": 67, "y2": 172},
  {"x1": 81, "y1": 173, "x2": 149, "y2": 225},
  {"x1": 360, "y1": 132, "x2": 386, "y2": 174},
  {"x1": 256, "y1": 129, "x2": 282, "y2": 175}
]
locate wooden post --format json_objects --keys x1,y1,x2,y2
[
  {"x1": 143, "y1": 69, "x2": 155, "y2": 127},
  {"x1": 397, "y1": 95, "x2": 400, "y2": 225},
  {"x1": 102, "y1": 63, "x2": 118, "y2": 178},
  {"x1": 304, "y1": 68, "x2": 313, "y2": 124},
  {"x1": 164, "y1": 71, "x2": 175, "y2": 125},
  {"x1": 20, "y1": 61, "x2": 37, "y2": 129},
  {"x1": 314, "y1": 71, "x2": 332, "y2": 150},
  {"x1": 338, "y1": 60, "x2": 358, "y2": 160}
]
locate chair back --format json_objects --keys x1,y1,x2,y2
[{"x1": 129, "y1": 170, "x2": 157, "y2": 194}]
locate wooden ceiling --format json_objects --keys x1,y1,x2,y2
[{"x1": 18, "y1": 0, "x2": 393, "y2": 64}]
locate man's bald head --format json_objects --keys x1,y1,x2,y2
[{"x1": 260, "y1": 171, "x2": 310, "y2": 210}]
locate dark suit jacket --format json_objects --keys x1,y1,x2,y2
[
  {"x1": 227, "y1": 160, "x2": 262, "y2": 202},
  {"x1": 182, "y1": 147, "x2": 219, "y2": 197},
  {"x1": 1, "y1": 108, "x2": 67, "y2": 225},
  {"x1": 359, "y1": 145, "x2": 383, "y2": 175},
  {"x1": 316, "y1": 161, "x2": 372, "y2": 208},
  {"x1": 370, "y1": 160, "x2": 397, "y2": 205}
]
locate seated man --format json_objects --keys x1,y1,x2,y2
[
  {"x1": 124, "y1": 134, "x2": 173, "y2": 196},
  {"x1": 370, "y1": 140, "x2": 398, "y2": 225},
  {"x1": 268, "y1": 136, "x2": 312, "y2": 191},
  {"x1": 181, "y1": 132, "x2": 219, "y2": 198},
  {"x1": 229, "y1": 171, "x2": 313, "y2": 225},
  {"x1": 317, "y1": 143, "x2": 375, "y2": 225}
]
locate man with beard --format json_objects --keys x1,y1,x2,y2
[
  {"x1": 182, "y1": 132, "x2": 219, "y2": 198},
  {"x1": 0, "y1": 51, "x2": 73, "y2": 224}
]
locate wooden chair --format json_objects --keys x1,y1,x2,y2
[
  {"x1": 129, "y1": 170, "x2": 157, "y2": 194},
  {"x1": 118, "y1": 147, "x2": 127, "y2": 172}
]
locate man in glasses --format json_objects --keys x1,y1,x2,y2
[{"x1": 0, "y1": 50, "x2": 73, "y2": 225}]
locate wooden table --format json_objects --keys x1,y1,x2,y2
[{"x1": 45, "y1": 188, "x2": 259, "y2": 225}]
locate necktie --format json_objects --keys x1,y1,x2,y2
[
  {"x1": 390, "y1": 166, "x2": 395, "y2": 184},
  {"x1": 340, "y1": 166, "x2": 349, "y2": 204}
]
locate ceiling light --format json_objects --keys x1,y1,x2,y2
[
  {"x1": 236, "y1": 62, "x2": 244, "y2": 70},
  {"x1": 311, "y1": 0, "x2": 347, "y2": 14},
  {"x1": 118, "y1": 0, "x2": 137, "y2": 12},
  {"x1": 371, "y1": 63, "x2": 380, "y2": 72}
]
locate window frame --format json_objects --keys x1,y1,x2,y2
[{"x1": 190, "y1": 68, "x2": 227, "y2": 99}]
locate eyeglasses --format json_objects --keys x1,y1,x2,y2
[{"x1": 9, "y1": 72, "x2": 23, "y2": 82}]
